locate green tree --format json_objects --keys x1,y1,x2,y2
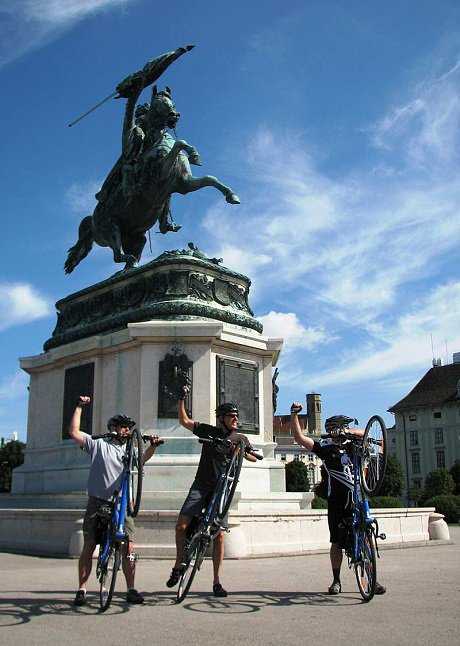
[
  {"x1": 449, "y1": 460, "x2": 460, "y2": 496},
  {"x1": 0, "y1": 440, "x2": 25, "y2": 492},
  {"x1": 376, "y1": 454, "x2": 404, "y2": 497},
  {"x1": 408, "y1": 486, "x2": 425, "y2": 507},
  {"x1": 285, "y1": 459, "x2": 311, "y2": 492},
  {"x1": 314, "y1": 465, "x2": 328, "y2": 499},
  {"x1": 424, "y1": 468, "x2": 455, "y2": 498}
]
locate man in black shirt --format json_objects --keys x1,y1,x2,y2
[
  {"x1": 166, "y1": 389, "x2": 257, "y2": 597},
  {"x1": 291, "y1": 402, "x2": 386, "y2": 596}
]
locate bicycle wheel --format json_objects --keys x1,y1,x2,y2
[
  {"x1": 127, "y1": 428, "x2": 144, "y2": 517},
  {"x1": 99, "y1": 545, "x2": 121, "y2": 611},
  {"x1": 361, "y1": 415, "x2": 387, "y2": 496},
  {"x1": 354, "y1": 529, "x2": 377, "y2": 602},
  {"x1": 219, "y1": 440, "x2": 245, "y2": 518},
  {"x1": 176, "y1": 533, "x2": 207, "y2": 604}
]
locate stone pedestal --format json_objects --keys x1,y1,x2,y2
[{"x1": 13, "y1": 318, "x2": 285, "y2": 503}]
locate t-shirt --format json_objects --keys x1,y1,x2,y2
[
  {"x1": 311, "y1": 440, "x2": 355, "y2": 503},
  {"x1": 82, "y1": 433, "x2": 127, "y2": 501},
  {"x1": 192, "y1": 423, "x2": 232, "y2": 489}
]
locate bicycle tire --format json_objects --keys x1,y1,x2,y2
[
  {"x1": 127, "y1": 428, "x2": 144, "y2": 517},
  {"x1": 176, "y1": 534, "x2": 206, "y2": 604},
  {"x1": 99, "y1": 545, "x2": 121, "y2": 612},
  {"x1": 354, "y1": 529, "x2": 377, "y2": 602},
  {"x1": 361, "y1": 415, "x2": 387, "y2": 496},
  {"x1": 219, "y1": 439, "x2": 245, "y2": 518}
]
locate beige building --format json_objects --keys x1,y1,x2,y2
[
  {"x1": 388, "y1": 355, "x2": 460, "y2": 496},
  {"x1": 273, "y1": 393, "x2": 323, "y2": 488}
]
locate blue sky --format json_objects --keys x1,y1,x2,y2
[{"x1": 1, "y1": 0, "x2": 460, "y2": 441}]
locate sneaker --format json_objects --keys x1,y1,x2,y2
[
  {"x1": 166, "y1": 567, "x2": 183, "y2": 588},
  {"x1": 213, "y1": 583, "x2": 228, "y2": 597},
  {"x1": 126, "y1": 588, "x2": 144, "y2": 604},
  {"x1": 328, "y1": 581, "x2": 342, "y2": 595},
  {"x1": 375, "y1": 582, "x2": 386, "y2": 595},
  {"x1": 74, "y1": 589, "x2": 86, "y2": 606}
]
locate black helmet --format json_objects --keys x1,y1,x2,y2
[
  {"x1": 325, "y1": 415, "x2": 355, "y2": 433},
  {"x1": 216, "y1": 402, "x2": 239, "y2": 417},
  {"x1": 107, "y1": 414, "x2": 136, "y2": 430}
]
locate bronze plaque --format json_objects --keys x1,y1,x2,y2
[
  {"x1": 62, "y1": 363, "x2": 94, "y2": 439},
  {"x1": 216, "y1": 357, "x2": 259, "y2": 434},
  {"x1": 158, "y1": 350, "x2": 193, "y2": 418}
]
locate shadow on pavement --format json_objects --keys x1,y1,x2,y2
[
  {"x1": 0, "y1": 593, "x2": 130, "y2": 627},
  {"x1": 146, "y1": 590, "x2": 362, "y2": 613}
]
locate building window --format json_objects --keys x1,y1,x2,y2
[
  {"x1": 433, "y1": 411, "x2": 442, "y2": 419},
  {"x1": 436, "y1": 450, "x2": 445, "y2": 468},
  {"x1": 280, "y1": 454, "x2": 286, "y2": 462},
  {"x1": 294, "y1": 454, "x2": 300, "y2": 461},
  {"x1": 308, "y1": 454, "x2": 315, "y2": 462},
  {"x1": 409, "y1": 414, "x2": 417, "y2": 422},
  {"x1": 434, "y1": 428, "x2": 444, "y2": 445},
  {"x1": 411, "y1": 452, "x2": 421, "y2": 474},
  {"x1": 409, "y1": 430, "x2": 418, "y2": 446},
  {"x1": 412, "y1": 479, "x2": 422, "y2": 489}
]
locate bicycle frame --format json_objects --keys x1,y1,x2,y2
[{"x1": 347, "y1": 440, "x2": 383, "y2": 564}]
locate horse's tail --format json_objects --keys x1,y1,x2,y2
[{"x1": 64, "y1": 216, "x2": 94, "y2": 274}]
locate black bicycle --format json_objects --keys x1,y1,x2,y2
[
  {"x1": 176, "y1": 435, "x2": 262, "y2": 603},
  {"x1": 322, "y1": 415, "x2": 388, "y2": 602}
]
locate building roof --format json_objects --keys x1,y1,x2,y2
[{"x1": 389, "y1": 363, "x2": 460, "y2": 412}]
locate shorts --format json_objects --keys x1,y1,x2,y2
[
  {"x1": 179, "y1": 483, "x2": 229, "y2": 527},
  {"x1": 82, "y1": 496, "x2": 135, "y2": 544},
  {"x1": 328, "y1": 498, "x2": 352, "y2": 549}
]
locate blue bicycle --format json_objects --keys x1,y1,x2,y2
[
  {"x1": 322, "y1": 415, "x2": 388, "y2": 602},
  {"x1": 93, "y1": 428, "x2": 156, "y2": 611}
]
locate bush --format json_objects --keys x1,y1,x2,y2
[
  {"x1": 311, "y1": 496, "x2": 327, "y2": 509},
  {"x1": 0, "y1": 440, "x2": 25, "y2": 492},
  {"x1": 450, "y1": 461, "x2": 460, "y2": 496},
  {"x1": 369, "y1": 496, "x2": 403, "y2": 508},
  {"x1": 285, "y1": 460, "x2": 311, "y2": 492},
  {"x1": 378, "y1": 455, "x2": 404, "y2": 497},
  {"x1": 424, "y1": 495, "x2": 460, "y2": 524},
  {"x1": 314, "y1": 465, "x2": 328, "y2": 499},
  {"x1": 424, "y1": 469, "x2": 455, "y2": 498}
]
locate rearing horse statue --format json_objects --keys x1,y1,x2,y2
[{"x1": 65, "y1": 46, "x2": 239, "y2": 273}]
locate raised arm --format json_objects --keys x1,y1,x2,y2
[
  {"x1": 178, "y1": 387, "x2": 195, "y2": 432},
  {"x1": 290, "y1": 402, "x2": 315, "y2": 451},
  {"x1": 121, "y1": 82, "x2": 143, "y2": 156},
  {"x1": 142, "y1": 435, "x2": 164, "y2": 464},
  {"x1": 68, "y1": 396, "x2": 91, "y2": 448}
]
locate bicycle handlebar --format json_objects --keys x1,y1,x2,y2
[
  {"x1": 92, "y1": 431, "x2": 164, "y2": 444},
  {"x1": 198, "y1": 436, "x2": 263, "y2": 460}
]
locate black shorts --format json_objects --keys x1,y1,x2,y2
[
  {"x1": 327, "y1": 498, "x2": 352, "y2": 548},
  {"x1": 83, "y1": 496, "x2": 135, "y2": 544},
  {"x1": 179, "y1": 483, "x2": 229, "y2": 526}
]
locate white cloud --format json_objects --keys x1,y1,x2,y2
[
  {"x1": 0, "y1": 283, "x2": 51, "y2": 332},
  {"x1": 302, "y1": 281, "x2": 460, "y2": 387},
  {"x1": 0, "y1": 1, "x2": 135, "y2": 68},
  {"x1": 259, "y1": 311, "x2": 330, "y2": 351},
  {"x1": 66, "y1": 179, "x2": 101, "y2": 215},
  {"x1": 0, "y1": 371, "x2": 28, "y2": 400}
]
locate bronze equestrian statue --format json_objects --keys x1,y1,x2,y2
[{"x1": 65, "y1": 46, "x2": 240, "y2": 273}]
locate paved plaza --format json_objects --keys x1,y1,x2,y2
[{"x1": 0, "y1": 528, "x2": 459, "y2": 646}]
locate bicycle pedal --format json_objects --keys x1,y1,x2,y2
[
  {"x1": 378, "y1": 533, "x2": 386, "y2": 540},
  {"x1": 127, "y1": 552, "x2": 139, "y2": 562}
]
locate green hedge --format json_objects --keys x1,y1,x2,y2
[
  {"x1": 424, "y1": 495, "x2": 460, "y2": 523},
  {"x1": 369, "y1": 496, "x2": 403, "y2": 508},
  {"x1": 311, "y1": 496, "x2": 328, "y2": 509}
]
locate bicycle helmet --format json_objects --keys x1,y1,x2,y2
[
  {"x1": 325, "y1": 415, "x2": 355, "y2": 433},
  {"x1": 107, "y1": 414, "x2": 136, "y2": 430},
  {"x1": 216, "y1": 402, "x2": 239, "y2": 417}
]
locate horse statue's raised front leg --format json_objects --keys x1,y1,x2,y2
[{"x1": 162, "y1": 139, "x2": 241, "y2": 204}]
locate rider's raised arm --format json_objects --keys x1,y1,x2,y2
[
  {"x1": 121, "y1": 85, "x2": 143, "y2": 156},
  {"x1": 290, "y1": 402, "x2": 315, "y2": 451},
  {"x1": 178, "y1": 395, "x2": 195, "y2": 432},
  {"x1": 69, "y1": 396, "x2": 91, "y2": 448}
]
